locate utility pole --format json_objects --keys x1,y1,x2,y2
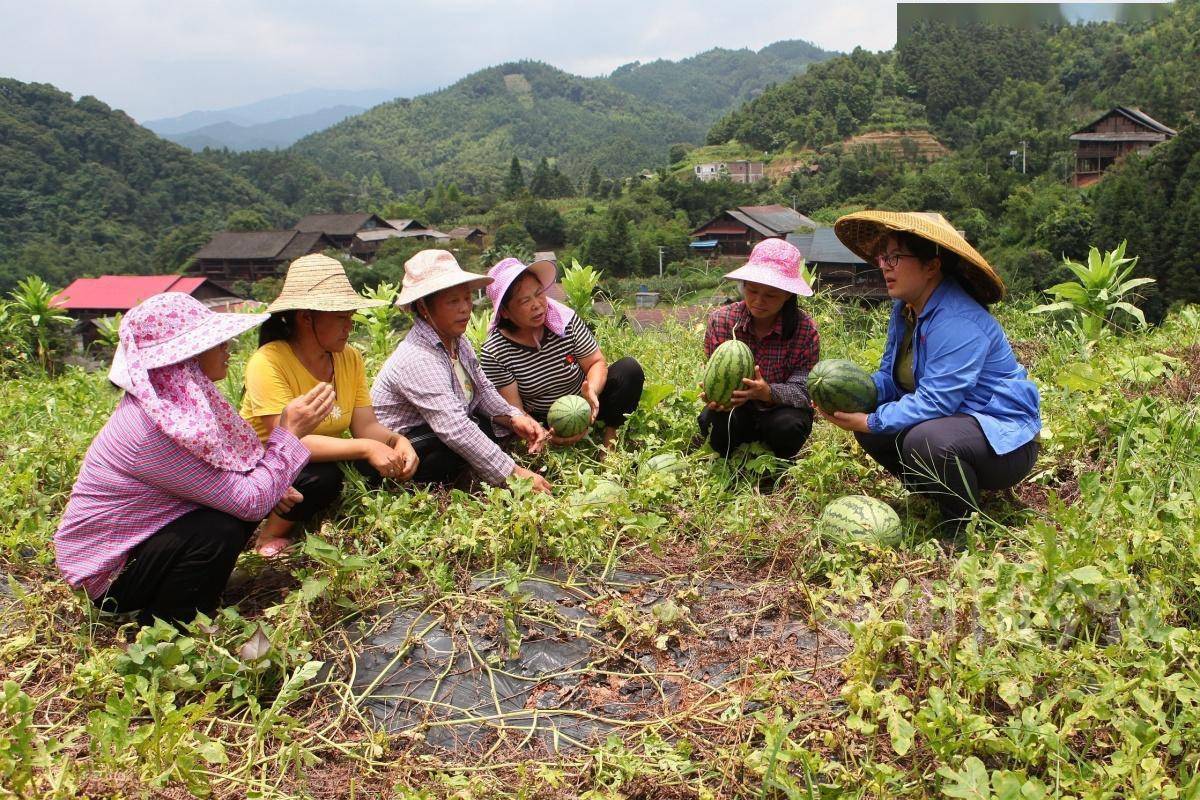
[
  {"x1": 657, "y1": 246, "x2": 666, "y2": 278},
  {"x1": 1021, "y1": 140, "x2": 1027, "y2": 174},
  {"x1": 791, "y1": 194, "x2": 797, "y2": 211}
]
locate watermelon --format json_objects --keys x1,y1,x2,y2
[
  {"x1": 638, "y1": 451, "x2": 687, "y2": 478},
  {"x1": 703, "y1": 339, "x2": 755, "y2": 406},
  {"x1": 817, "y1": 495, "x2": 902, "y2": 546},
  {"x1": 547, "y1": 394, "x2": 591, "y2": 438},
  {"x1": 808, "y1": 359, "x2": 877, "y2": 413}
]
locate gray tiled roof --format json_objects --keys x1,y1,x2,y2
[{"x1": 786, "y1": 227, "x2": 866, "y2": 265}]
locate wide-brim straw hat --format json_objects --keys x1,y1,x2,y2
[
  {"x1": 486, "y1": 257, "x2": 557, "y2": 329},
  {"x1": 396, "y1": 249, "x2": 492, "y2": 311},
  {"x1": 834, "y1": 211, "x2": 1005, "y2": 305},
  {"x1": 723, "y1": 237, "x2": 813, "y2": 297},
  {"x1": 266, "y1": 253, "x2": 386, "y2": 314}
]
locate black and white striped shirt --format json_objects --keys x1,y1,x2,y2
[{"x1": 479, "y1": 318, "x2": 600, "y2": 418}]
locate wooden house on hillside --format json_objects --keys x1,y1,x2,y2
[
  {"x1": 786, "y1": 228, "x2": 887, "y2": 301},
  {"x1": 1071, "y1": 106, "x2": 1176, "y2": 187},
  {"x1": 294, "y1": 213, "x2": 393, "y2": 250},
  {"x1": 693, "y1": 160, "x2": 764, "y2": 184},
  {"x1": 353, "y1": 225, "x2": 450, "y2": 260},
  {"x1": 189, "y1": 230, "x2": 336, "y2": 280},
  {"x1": 690, "y1": 205, "x2": 817, "y2": 256},
  {"x1": 447, "y1": 226, "x2": 487, "y2": 246}
]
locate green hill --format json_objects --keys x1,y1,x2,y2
[
  {"x1": 0, "y1": 79, "x2": 283, "y2": 292},
  {"x1": 291, "y1": 61, "x2": 704, "y2": 195},
  {"x1": 608, "y1": 39, "x2": 837, "y2": 127}
]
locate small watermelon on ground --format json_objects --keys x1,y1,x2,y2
[
  {"x1": 818, "y1": 495, "x2": 902, "y2": 546},
  {"x1": 547, "y1": 394, "x2": 592, "y2": 438},
  {"x1": 703, "y1": 339, "x2": 755, "y2": 406},
  {"x1": 638, "y1": 451, "x2": 687, "y2": 479},
  {"x1": 808, "y1": 359, "x2": 878, "y2": 413}
]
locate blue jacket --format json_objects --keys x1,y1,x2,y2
[{"x1": 867, "y1": 278, "x2": 1041, "y2": 455}]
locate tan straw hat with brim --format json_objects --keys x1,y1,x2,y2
[
  {"x1": 266, "y1": 253, "x2": 386, "y2": 314},
  {"x1": 834, "y1": 211, "x2": 1006, "y2": 306},
  {"x1": 396, "y1": 249, "x2": 492, "y2": 311}
]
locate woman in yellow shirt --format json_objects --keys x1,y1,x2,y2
[{"x1": 241, "y1": 254, "x2": 418, "y2": 556}]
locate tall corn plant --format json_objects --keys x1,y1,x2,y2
[
  {"x1": 1032, "y1": 241, "x2": 1155, "y2": 343},
  {"x1": 7, "y1": 276, "x2": 72, "y2": 372},
  {"x1": 561, "y1": 259, "x2": 602, "y2": 319}
]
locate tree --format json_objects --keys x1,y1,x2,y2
[
  {"x1": 587, "y1": 165, "x2": 602, "y2": 197},
  {"x1": 504, "y1": 156, "x2": 525, "y2": 198},
  {"x1": 529, "y1": 157, "x2": 554, "y2": 198},
  {"x1": 494, "y1": 222, "x2": 536, "y2": 253},
  {"x1": 226, "y1": 209, "x2": 271, "y2": 231},
  {"x1": 522, "y1": 202, "x2": 566, "y2": 247}
]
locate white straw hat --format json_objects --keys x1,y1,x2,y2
[{"x1": 396, "y1": 249, "x2": 492, "y2": 310}]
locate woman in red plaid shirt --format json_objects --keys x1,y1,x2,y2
[{"x1": 699, "y1": 238, "x2": 820, "y2": 460}]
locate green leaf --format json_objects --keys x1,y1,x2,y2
[
  {"x1": 1054, "y1": 362, "x2": 1104, "y2": 392},
  {"x1": 1066, "y1": 565, "x2": 1105, "y2": 585},
  {"x1": 197, "y1": 739, "x2": 228, "y2": 764},
  {"x1": 939, "y1": 757, "x2": 991, "y2": 799},
  {"x1": 887, "y1": 708, "x2": 915, "y2": 756}
]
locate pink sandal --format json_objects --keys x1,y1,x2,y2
[{"x1": 255, "y1": 537, "x2": 297, "y2": 559}]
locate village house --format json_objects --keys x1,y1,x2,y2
[
  {"x1": 1070, "y1": 106, "x2": 1176, "y2": 187},
  {"x1": 692, "y1": 160, "x2": 764, "y2": 184},
  {"x1": 690, "y1": 205, "x2": 818, "y2": 256},
  {"x1": 786, "y1": 228, "x2": 887, "y2": 301},
  {"x1": 52, "y1": 275, "x2": 246, "y2": 347},
  {"x1": 447, "y1": 226, "x2": 487, "y2": 246},
  {"x1": 293, "y1": 213, "x2": 394, "y2": 250},
  {"x1": 352, "y1": 225, "x2": 451, "y2": 260},
  {"x1": 189, "y1": 230, "x2": 336, "y2": 280}
]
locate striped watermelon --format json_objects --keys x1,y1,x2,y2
[
  {"x1": 547, "y1": 394, "x2": 592, "y2": 438},
  {"x1": 703, "y1": 339, "x2": 755, "y2": 406},
  {"x1": 818, "y1": 495, "x2": 902, "y2": 546},
  {"x1": 638, "y1": 451, "x2": 687, "y2": 479},
  {"x1": 809, "y1": 359, "x2": 877, "y2": 413}
]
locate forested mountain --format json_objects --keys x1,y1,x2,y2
[
  {"x1": 704, "y1": 0, "x2": 1199, "y2": 315},
  {"x1": 291, "y1": 61, "x2": 704, "y2": 195},
  {"x1": 608, "y1": 40, "x2": 836, "y2": 126},
  {"x1": 0, "y1": 79, "x2": 285, "y2": 292},
  {"x1": 164, "y1": 105, "x2": 367, "y2": 152}
]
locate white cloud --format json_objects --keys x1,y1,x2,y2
[{"x1": 0, "y1": 0, "x2": 899, "y2": 119}]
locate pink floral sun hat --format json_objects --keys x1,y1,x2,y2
[
  {"x1": 109, "y1": 293, "x2": 269, "y2": 471},
  {"x1": 486, "y1": 257, "x2": 573, "y2": 335},
  {"x1": 723, "y1": 238, "x2": 813, "y2": 297}
]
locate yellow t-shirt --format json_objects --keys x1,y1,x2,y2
[{"x1": 240, "y1": 341, "x2": 371, "y2": 442}]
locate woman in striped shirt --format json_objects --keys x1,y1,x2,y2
[
  {"x1": 55, "y1": 293, "x2": 333, "y2": 627},
  {"x1": 479, "y1": 258, "x2": 644, "y2": 449}
]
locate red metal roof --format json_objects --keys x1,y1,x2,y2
[{"x1": 52, "y1": 275, "x2": 208, "y2": 311}]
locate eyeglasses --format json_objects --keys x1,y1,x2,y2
[{"x1": 874, "y1": 251, "x2": 917, "y2": 269}]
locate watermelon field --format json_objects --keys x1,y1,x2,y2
[{"x1": 2, "y1": 290, "x2": 1200, "y2": 798}]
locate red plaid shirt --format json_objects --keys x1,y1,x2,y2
[{"x1": 704, "y1": 301, "x2": 820, "y2": 409}]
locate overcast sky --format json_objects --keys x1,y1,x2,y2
[{"x1": 0, "y1": 0, "x2": 901, "y2": 121}]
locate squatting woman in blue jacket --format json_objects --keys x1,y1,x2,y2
[{"x1": 818, "y1": 211, "x2": 1041, "y2": 529}]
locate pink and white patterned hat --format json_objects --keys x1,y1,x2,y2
[
  {"x1": 108, "y1": 293, "x2": 269, "y2": 471},
  {"x1": 723, "y1": 238, "x2": 812, "y2": 297},
  {"x1": 109, "y1": 292, "x2": 268, "y2": 380}
]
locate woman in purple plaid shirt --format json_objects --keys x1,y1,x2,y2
[{"x1": 698, "y1": 238, "x2": 820, "y2": 461}]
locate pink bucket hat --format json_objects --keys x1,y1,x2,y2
[
  {"x1": 108, "y1": 292, "x2": 268, "y2": 471},
  {"x1": 723, "y1": 238, "x2": 813, "y2": 297},
  {"x1": 109, "y1": 292, "x2": 268, "y2": 383},
  {"x1": 486, "y1": 257, "x2": 560, "y2": 330},
  {"x1": 396, "y1": 249, "x2": 492, "y2": 310}
]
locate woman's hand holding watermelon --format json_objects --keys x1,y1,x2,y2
[
  {"x1": 729, "y1": 366, "x2": 772, "y2": 408},
  {"x1": 816, "y1": 406, "x2": 870, "y2": 433},
  {"x1": 580, "y1": 380, "x2": 600, "y2": 424}
]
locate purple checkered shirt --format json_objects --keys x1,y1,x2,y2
[
  {"x1": 55, "y1": 395, "x2": 310, "y2": 598},
  {"x1": 371, "y1": 319, "x2": 522, "y2": 485}
]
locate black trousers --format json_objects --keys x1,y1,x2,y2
[
  {"x1": 404, "y1": 413, "x2": 502, "y2": 486},
  {"x1": 277, "y1": 459, "x2": 383, "y2": 523},
  {"x1": 854, "y1": 413, "x2": 1039, "y2": 522},
  {"x1": 698, "y1": 403, "x2": 814, "y2": 460},
  {"x1": 96, "y1": 508, "x2": 257, "y2": 626},
  {"x1": 594, "y1": 357, "x2": 645, "y2": 429}
]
